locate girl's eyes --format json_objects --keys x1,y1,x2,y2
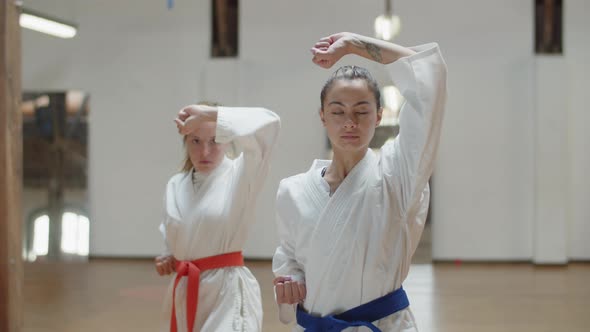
[{"x1": 191, "y1": 138, "x2": 217, "y2": 145}]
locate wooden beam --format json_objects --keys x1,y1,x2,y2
[{"x1": 0, "y1": 0, "x2": 23, "y2": 331}]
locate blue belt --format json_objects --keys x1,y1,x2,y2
[{"x1": 296, "y1": 287, "x2": 409, "y2": 332}]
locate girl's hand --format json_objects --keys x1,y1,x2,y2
[
  {"x1": 174, "y1": 104, "x2": 218, "y2": 135},
  {"x1": 155, "y1": 254, "x2": 176, "y2": 276}
]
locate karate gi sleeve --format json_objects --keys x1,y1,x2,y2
[
  {"x1": 215, "y1": 107, "x2": 281, "y2": 194},
  {"x1": 381, "y1": 43, "x2": 447, "y2": 217},
  {"x1": 159, "y1": 223, "x2": 171, "y2": 256},
  {"x1": 272, "y1": 180, "x2": 306, "y2": 324},
  {"x1": 159, "y1": 192, "x2": 172, "y2": 256}
]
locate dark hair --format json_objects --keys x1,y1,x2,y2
[{"x1": 320, "y1": 65, "x2": 381, "y2": 110}]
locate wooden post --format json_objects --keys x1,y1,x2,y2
[{"x1": 0, "y1": 0, "x2": 23, "y2": 331}]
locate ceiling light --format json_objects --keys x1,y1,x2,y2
[
  {"x1": 20, "y1": 8, "x2": 77, "y2": 39},
  {"x1": 374, "y1": 0, "x2": 401, "y2": 41}
]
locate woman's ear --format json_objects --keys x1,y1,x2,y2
[
  {"x1": 376, "y1": 107, "x2": 383, "y2": 127},
  {"x1": 319, "y1": 108, "x2": 326, "y2": 126}
]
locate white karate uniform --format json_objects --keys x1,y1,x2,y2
[
  {"x1": 273, "y1": 43, "x2": 447, "y2": 332},
  {"x1": 159, "y1": 107, "x2": 280, "y2": 332}
]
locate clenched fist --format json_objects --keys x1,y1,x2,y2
[
  {"x1": 274, "y1": 276, "x2": 306, "y2": 305},
  {"x1": 155, "y1": 254, "x2": 177, "y2": 276}
]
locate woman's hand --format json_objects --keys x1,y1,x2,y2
[
  {"x1": 155, "y1": 254, "x2": 177, "y2": 276},
  {"x1": 174, "y1": 104, "x2": 218, "y2": 135},
  {"x1": 274, "y1": 276, "x2": 307, "y2": 305},
  {"x1": 310, "y1": 32, "x2": 355, "y2": 69}
]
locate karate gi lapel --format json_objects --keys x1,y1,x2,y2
[
  {"x1": 169, "y1": 157, "x2": 232, "y2": 223},
  {"x1": 304, "y1": 149, "x2": 378, "y2": 306}
]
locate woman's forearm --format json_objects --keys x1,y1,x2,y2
[{"x1": 345, "y1": 33, "x2": 416, "y2": 64}]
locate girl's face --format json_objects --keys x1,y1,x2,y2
[
  {"x1": 185, "y1": 121, "x2": 228, "y2": 173},
  {"x1": 320, "y1": 79, "x2": 382, "y2": 153}
]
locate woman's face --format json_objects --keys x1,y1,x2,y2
[
  {"x1": 320, "y1": 79, "x2": 382, "y2": 153},
  {"x1": 185, "y1": 121, "x2": 228, "y2": 173}
]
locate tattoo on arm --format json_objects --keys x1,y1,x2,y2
[
  {"x1": 351, "y1": 39, "x2": 383, "y2": 63},
  {"x1": 363, "y1": 42, "x2": 383, "y2": 63}
]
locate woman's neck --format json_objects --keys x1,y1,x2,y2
[{"x1": 323, "y1": 147, "x2": 368, "y2": 194}]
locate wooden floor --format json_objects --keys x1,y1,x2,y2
[{"x1": 22, "y1": 260, "x2": 590, "y2": 332}]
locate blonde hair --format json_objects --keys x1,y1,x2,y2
[{"x1": 181, "y1": 101, "x2": 221, "y2": 172}]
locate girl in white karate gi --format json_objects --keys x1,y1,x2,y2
[
  {"x1": 155, "y1": 103, "x2": 280, "y2": 332},
  {"x1": 272, "y1": 32, "x2": 447, "y2": 331}
]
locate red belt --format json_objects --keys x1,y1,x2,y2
[{"x1": 170, "y1": 251, "x2": 244, "y2": 332}]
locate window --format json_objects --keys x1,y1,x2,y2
[
  {"x1": 31, "y1": 215, "x2": 50, "y2": 259},
  {"x1": 61, "y1": 212, "x2": 90, "y2": 256},
  {"x1": 211, "y1": 0, "x2": 239, "y2": 57},
  {"x1": 535, "y1": 0, "x2": 563, "y2": 54},
  {"x1": 28, "y1": 211, "x2": 90, "y2": 261}
]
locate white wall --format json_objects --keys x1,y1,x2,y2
[
  {"x1": 21, "y1": 0, "x2": 590, "y2": 260},
  {"x1": 431, "y1": 0, "x2": 590, "y2": 262},
  {"x1": 533, "y1": 57, "x2": 567, "y2": 264},
  {"x1": 566, "y1": 0, "x2": 590, "y2": 260},
  {"x1": 23, "y1": 0, "x2": 208, "y2": 257},
  {"x1": 421, "y1": 0, "x2": 536, "y2": 260},
  {"x1": 21, "y1": 0, "x2": 382, "y2": 258}
]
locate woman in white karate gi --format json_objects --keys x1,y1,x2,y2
[
  {"x1": 272, "y1": 32, "x2": 447, "y2": 331},
  {"x1": 155, "y1": 103, "x2": 280, "y2": 332}
]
